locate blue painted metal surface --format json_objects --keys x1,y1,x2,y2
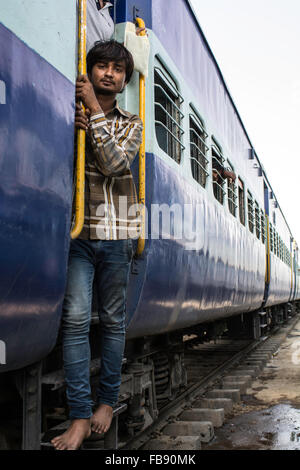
[
  {"x1": 266, "y1": 255, "x2": 291, "y2": 307},
  {"x1": 1, "y1": 0, "x2": 299, "y2": 374},
  {"x1": 115, "y1": 0, "x2": 152, "y2": 28},
  {"x1": 126, "y1": 154, "x2": 266, "y2": 339},
  {"x1": 0, "y1": 23, "x2": 75, "y2": 372}
]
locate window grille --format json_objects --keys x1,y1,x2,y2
[
  {"x1": 238, "y1": 178, "x2": 245, "y2": 226},
  {"x1": 247, "y1": 191, "x2": 254, "y2": 233},
  {"x1": 287, "y1": 247, "x2": 291, "y2": 266},
  {"x1": 270, "y1": 223, "x2": 274, "y2": 252},
  {"x1": 154, "y1": 65, "x2": 184, "y2": 163},
  {"x1": 212, "y1": 141, "x2": 225, "y2": 204},
  {"x1": 261, "y1": 210, "x2": 266, "y2": 244},
  {"x1": 284, "y1": 245, "x2": 287, "y2": 264},
  {"x1": 227, "y1": 161, "x2": 237, "y2": 217},
  {"x1": 189, "y1": 112, "x2": 209, "y2": 188},
  {"x1": 255, "y1": 201, "x2": 260, "y2": 239},
  {"x1": 279, "y1": 239, "x2": 281, "y2": 260}
]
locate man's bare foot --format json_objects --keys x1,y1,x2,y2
[
  {"x1": 91, "y1": 404, "x2": 113, "y2": 434},
  {"x1": 51, "y1": 418, "x2": 91, "y2": 450}
]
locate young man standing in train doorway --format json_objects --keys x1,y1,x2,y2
[{"x1": 51, "y1": 40, "x2": 143, "y2": 450}]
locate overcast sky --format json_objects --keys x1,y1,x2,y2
[{"x1": 189, "y1": 0, "x2": 300, "y2": 243}]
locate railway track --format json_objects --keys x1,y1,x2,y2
[
  {"x1": 40, "y1": 313, "x2": 299, "y2": 451},
  {"x1": 122, "y1": 314, "x2": 300, "y2": 451}
]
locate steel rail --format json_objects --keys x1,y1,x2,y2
[{"x1": 122, "y1": 337, "x2": 264, "y2": 450}]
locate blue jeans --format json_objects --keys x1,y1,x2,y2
[{"x1": 61, "y1": 238, "x2": 133, "y2": 420}]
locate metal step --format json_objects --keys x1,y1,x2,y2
[{"x1": 41, "y1": 403, "x2": 127, "y2": 450}]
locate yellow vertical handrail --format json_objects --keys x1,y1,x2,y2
[
  {"x1": 71, "y1": 0, "x2": 87, "y2": 239},
  {"x1": 135, "y1": 17, "x2": 146, "y2": 256}
]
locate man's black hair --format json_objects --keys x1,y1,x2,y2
[
  {"x1": 212, "y1": 158, "x2": 224, "y2": 174},
  {"x1": 87, "y1": 40, "x2": 134, "y2": 83}
]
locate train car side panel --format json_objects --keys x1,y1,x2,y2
[
  {"x1": 0, "y1": 22, "x2": 75, "y2": 371},
  {"x1": 126, "y1": 154, "x2": 265, "y2": 339}
]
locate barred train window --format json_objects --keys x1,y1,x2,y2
[
  {"x1": 212, "y1": 140, "x2": 225, "y2": 204},
  {"x1": 280, "y1": 238, "x2": 282, "y2": 260},
  {"x1": 247, "y1": 191, "x2": 254, "y2": 233},
  {"x1": 279, "y1": 238, "x2": 281, "y2": 259},
  {"x1": 227, "y1": 161, "x2": 237, "y2": 217},
  {"x1": 284, "y1": 245, "x2": 287, "y2": 264},
  {"x1": 238, "y1": 178, "x2": 245, "y2": 225},
  {"x1": 189, "y1": 110, "x2": 209, "y2": 188},
  {"x1": 154, "y1": 63, "x2": 184, "y2": 164},
  {"x1": 255, "y1": 201, "x2": 260, "y2": 239},
  {"x1": 261, "y1": 210, "x2": 266, "y2": 244},
  {"x1": 270, "y1": 223, "x2": 274, "y2": 252}
]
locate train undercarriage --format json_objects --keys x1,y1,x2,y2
[{"x1": 0, "y1": 301, "x2": 298, "y2": 450}]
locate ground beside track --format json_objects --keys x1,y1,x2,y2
[{"x1": 203, "y1": 319, "x2": 300, "y2": 450}]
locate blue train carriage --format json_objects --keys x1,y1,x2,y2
[
  {"x1": 257, "y1": 175, "x2": 299, "y2": 328},
  {"x1": 0, "y1": 1, "x2": 77, "y2": 372},
  {"x1": 119, "y1": 0, "x2": 273, "y2": 340},
  {"x1": 0, "y1": 0, "x2": 299, "y2": 449},
  {"x1": 263, "y1": 179, "x2": 298, "y2": 307}
]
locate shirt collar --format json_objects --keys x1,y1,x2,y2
[
  {"x1": 101, "y1": 2, "x2": 113, "y2": 10},
  {"x1": 114, "y1": 101, "x2": 131, "y2": 118}
]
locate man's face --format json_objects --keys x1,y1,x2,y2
[{"x1": 90, "y1": 60, "x2": 127, "y2": 96}]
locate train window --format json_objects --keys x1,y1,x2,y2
[
  {"x1": 284, "y1": 246, "x2": 286, "y2": 264},
  {"x1": 278, "y1": 237, "x2": 281, "y2": 259},
  {"x1": 255, "y1": 201, "x2": 260, "y2": 239},
  {"x1": 227, "y1": 161, "x2": 237, "y2": 217},
  {"x1": 212, "y1": 140, "x2": 225, "y2": 204},
  {"x1": 247, "y1": 191, "x2": 254, "y2": 233},
  {"x1": 189, "y1": 110, "x2": 209, "y2": 188},
  {"x1": 261, "y1": 210, "x2": 266, "y2": 244},
  {"x1": 270, "y1": 223, "x2": 274, "y2": 252},
  {"x1": 284, "y1": 245, "x2": 287, "y2": 264},
  {"x1": 238, "y1": 178, "x2": 245, "y2": 225},
  {"x1": 279, "y1": 239, "x2": 282, "y2": 260},
  {"x1": 154, "y1": 63, "x2": 184, "y2": 164}
]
